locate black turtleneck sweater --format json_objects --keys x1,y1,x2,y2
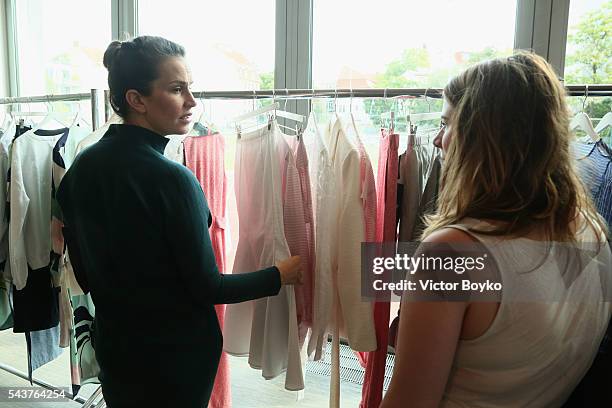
[{"x1": 57, "y1": 124, "x2": 280, "y2": 406}]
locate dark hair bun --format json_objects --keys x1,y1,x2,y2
[
  {"x1": 103, "y1": 41, "x2": 122, "y2": 70},
  {"x1": 104, "y1": 36, "x2": 186, "y2": 118}
]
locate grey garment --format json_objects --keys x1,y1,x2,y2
[
  {"x1": 397, "y1": 143, "x2": 441, "y2": 242},
  {"x1": 0, "y1": 284, "x2": 11, "y2": 330},
  {"x1": 398, "y1": 148, "x2": 422, "y2": 242},
  {"x1": 413, "y1": 150, "x2": 441, "y2": 240},
  {"x1": 28, "y1": 325, "x2": 62, "y2": 373}
]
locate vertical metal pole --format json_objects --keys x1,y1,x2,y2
[
  {"x1": 5, "y1": 0, "x2": 19, "y2": 98},
  {"x1": 104, "y1": 89, "x2": 112, "y2": 122},
  {"x1": 90, "y1": 89, "x2": 101, "y2": 130}
]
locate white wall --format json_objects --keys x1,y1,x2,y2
[{"x1": 0, "y1": 0, "x2": 9, "y2": 97}]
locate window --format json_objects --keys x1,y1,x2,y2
[
  {"x1": 139, "y1": 0, "x2": 275, "y2": 273},
  {"x1": 564, "y1": 0, "x2": 611, "y2": 136},
  {"x1": 138, "y1": 1, "x2": 275, "y2": 93},
  {"x1": 13, "y1": 0, "x2": 110, "y2": 122},
  {"x1": 15, "y1": 0, "x2": 111, "y2": 96},
  {"x1": 564, "y1": 0, "x2": 611, "y2": 86},
  {"x1": 313, "y1": 0, "x2": 517, "y2": 90},
  {"x1": 312, "y1": 0, "x2": 519, "y2": 165}
]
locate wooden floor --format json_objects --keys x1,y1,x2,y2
[{"x1": 0, "y1": 330, "x2": 363, "y2": 407}]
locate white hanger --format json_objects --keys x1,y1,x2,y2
[
  {"x1": 32, "y1": 98, "x2": 71, "y2": 132},
  {"x1": 232, "y1": 98, "x2": 305, "y2": 127},
  {"x1": 380, "y1": 88, "x2": 395, "y2": 132},
  {"x1": 570, "y1": 113, "x2": 599, "y2": 142},
  {"x1": 69, "y1": 102, "x2": 88, "y2": 129},
  {"x1": 570, "y1": 87, "x2": 600, "y2": 142},
  {"x1": 594, "y1": 110, "x2": 612, "y2": 135}
]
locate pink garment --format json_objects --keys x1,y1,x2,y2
[
  {"x1": 354, "y1": 123, "x2": 378, "y2": 370},
  {"x1": 360, "y1": 129, "x2": 399, "y2": 408},
  {"x1": 183, "y1": 133, "x2": 231, "y2": 408},
  {"x1": 279, "y1": 135, "x2": 315, "y2": 343},
  {"x1": 359, "y1": 138, "x2": 377, "y2": 245}
]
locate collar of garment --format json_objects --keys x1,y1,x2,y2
[{"x1": 106, "y1": 124, "x2": 169, "y2": 154}]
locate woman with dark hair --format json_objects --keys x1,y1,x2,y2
[
  {"x1": 381, "y1": 53, "x2": 612, "y2": 407},
  {"x1": 57, "y1": 36, "x2": 302, "y2": 407}
]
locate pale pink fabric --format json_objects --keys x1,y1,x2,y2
[
  {"x1": 353, "y1": 121, "x2": 378, "y2": 369},
  {"x1": 224, "y1": 123, "x2": 302, "y2": 390},
  {"x1": 278, "y1": 135, "x2": 315, "y2": 343},
  {"x1": 360, "y1": 129, "x2": 399, "y2": 408},
  {"x1": 359, "y1": 139, "x2": 377, "y2": 245},
  {"x1": 183, "y1": 133, "x2": 231, "y2": 408},
  {"x1": 293, "y1": 137, "x2": 315, "y2": 330}
]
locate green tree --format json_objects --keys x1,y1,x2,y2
[
  {"x1": 259, "y1": 72, "x2": 274, "y2": 90},
  {"x1": 364, "y1": 48, "x2": 431, "y2": 130},
  {"x1": 565, "y1": 1, "x2": 612, "y2": 124},
  {"x1": 565, "y1": 2, "x2": 612, "y2": 85},
  {"x1": 464, "y1": 47, "x2": 508, "y2": 66}
]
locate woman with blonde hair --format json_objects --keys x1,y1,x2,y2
[{"x1": 381, "y1": 52, "x2": 612, "y2": 407}]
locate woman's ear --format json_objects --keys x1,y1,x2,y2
[{"x1": 125, "y1": 90, "x2": 147, "y2": 115}]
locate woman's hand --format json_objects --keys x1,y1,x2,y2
[{"x1": 276, "y1": 256, "x2": 303, "y2": 285}]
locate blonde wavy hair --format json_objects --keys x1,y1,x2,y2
[{"x1": 423, "y1": 52, "x2": 607, "y2": 242}]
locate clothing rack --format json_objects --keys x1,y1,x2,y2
[
  {"x1": 0, "y1": 89, "x2": 105, "y2": 406},
  {"x1": 190, "y1": 84, "x2": 612, "y2": 100},
  {"x1": 0, "y1": 89, "x2": 104, "y2": 130},
  {"x1": 0, "y1": 83, "x2": 610, "y2": 407}
]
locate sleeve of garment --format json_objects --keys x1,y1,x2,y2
[
  {"x1": 56, "y1": 171, "x2": 90, "y2": 294},
  {"x1": 8, "y1": 142, "x2": 30, "y2": 290},
  {"x1": 337, "y1": 151, "x2": 376, "y2": 351},
  {"x1": 164, "y1": 165, "x2": 281, "y2": 306},
  {"x1": 61, "y1": 225, "x2": 90, "y2": 294}
]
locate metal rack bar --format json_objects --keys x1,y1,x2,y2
[
  {"x1": 1, "y1": 85, "x2": 609, "y2": 107},
  {"x1": 191, "y1": 85, "x2": 612, "y2": 100},
  {"x1": 0, "y1": 362, "x2": 89, "y2": 404},
  {"x1": 0, "y1": 92, "x2": 92, "y2": 105}
]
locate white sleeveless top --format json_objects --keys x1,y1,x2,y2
[{"x1": 442, "y1": 216, "x2": 612, "y2": 408}]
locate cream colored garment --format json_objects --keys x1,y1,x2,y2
[
  {"x1": 9, "y1": 130, "x2": 63, "y2": 289},
  {"x1": 75, "y1": 113, "x2": 122, "y2": 154},
  {"x1": 327, "y1": 117, "x2": 376, "y2": 352},
  {"x1": 164, "y1": 135, "x2": 188, "y2": 164},
  {"x1": 0, "y1": 119, "x2": 15, "y2": 282},
  {"x1": 303, "y1": 114, "x2": 335, "y2": 361},
  {"x1": 441, "y1": 216, "x2": 612, "y2": 408}
]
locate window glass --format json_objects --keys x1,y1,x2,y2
[
  {"x1": 14, "y1": 0, "x2": 111, "y2": 121},
  {"x1": 565, "y1": 0, "x2": 611, "y2": 139},
  {"x1": 565, "y1": 0, "x2": 611, "y2": 85},
  {"x1": 139, "y1": 1, "x2": 275, "y2": 273},
  {"x1": 312, "y1": 0, "x2": 518, "y2": 165},
  {"x1": 16, "y1": 0, "x2": 110, "y2": 95}
]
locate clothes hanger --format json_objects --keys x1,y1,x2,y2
[
  {"x1": 570, "y1": 86, "x2": 600, "y2": 143},
  {"x1": 277, "y1": 89, "x2": 306, "y2": 135},
  {"x1": 345, "y1": 88, "x2": 364, "y2": 147},
  {"x1": 31, "y1": 98, "x2": 71, "y2": 133},
  {"x1": 378, "y1": 88, "x2": 398, "y2": 134},
  {"x1": 411, "y1": 91, "x2": 442, "y2": 143},
  {"x1": 69, "y1": 102, "x2": 90, "y2": 129},
  {"x1": 191, "y1": 93, "x2": 210, "y2": 136},
  {"x1": 594, "y1": 110, "x2": 612, "y2": 135},
  {"x1": 233, "y1": 89, "x2": 305, "y2": 134}
]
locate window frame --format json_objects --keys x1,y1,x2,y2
[{"x1": 1, "y1": 0, "x2": 579, "y2": 98}]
